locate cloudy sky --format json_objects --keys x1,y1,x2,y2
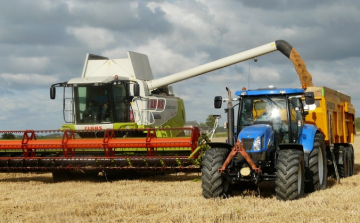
[{"x1": 0, "y1": 0, "x2": 359, "y2": 130}]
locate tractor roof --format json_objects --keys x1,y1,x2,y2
[{"x1": 235, "y1": 87, "x2": 304, "y2": 96}]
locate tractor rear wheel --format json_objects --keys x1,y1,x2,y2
[
  {"x1": 305, "y1": 133, "x2": 327, "y2": 192},
  {"x1": 275, "y1": 149, "x2": 305, "y2": 201},
  {"x1": 201, "y1": 148, "x2": 231, "y2": 198}
]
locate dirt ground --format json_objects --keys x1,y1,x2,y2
[{"x1": 1, "y1": 136, "x2": 360, "y2": 222}]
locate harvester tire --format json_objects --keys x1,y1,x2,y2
[
  {"x1": 338, "y1": 146, "x2": 350, "y2": 178},
  {"x1": 275, "y1": 149, "x2": 305, "y2": 201},
  {"x1": 201, "y1": 148, "x2": 231, "y2": 198},
  {"x1": 305, "y1": 133, "x2": 327, "y2": 192}
]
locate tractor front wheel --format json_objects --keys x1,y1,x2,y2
[
  {"x1": 275, "y1": 149, "x2": 305, "y2": 201},
  {"x1": 201, "y1": 148, "x2": 231, "y2": 198}
]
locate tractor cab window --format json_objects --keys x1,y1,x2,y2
[
  {"x1": 288, "y1": 97, "x2": 303, "y2": 143},
  {"x1": 239, "y1": 96, "x2": 289, "y2": 143}
]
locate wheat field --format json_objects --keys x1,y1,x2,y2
[{"x1": 1, "y1": 136, "x2": 360, "y2": 222}]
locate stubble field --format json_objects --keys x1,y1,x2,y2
[{"x1": 1, "y1": 136, "x2": 360, "y2": 222}]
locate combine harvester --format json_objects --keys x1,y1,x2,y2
[{"x1": 0, "y1": 40, "x2": 355, "y2": 200}]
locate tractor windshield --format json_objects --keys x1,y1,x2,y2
[
  {"x1": 238, "y1": 95, "x2": 290, "y2": 143},
  {"x1": 73, "y1": 84, "x2": 133, "y2": 124}
]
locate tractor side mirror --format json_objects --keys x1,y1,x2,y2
[
  {"x1": 304, "y1": 92, "x2": 315, "y2": 105},
  {"x1": 50, "y1": 86, "x2": 56, "y2": 99},
  {"x1": 133, "y1": 83, "x2": 140, "y2": 97},
  {"x1": 214, "y1": 96, "x2": 222, "y2": 108}
]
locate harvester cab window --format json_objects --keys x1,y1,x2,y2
[
  {"x1": 77, "y1": 87, "x2": 87, "y2": 119},
  {"x1": 74, "y1": 86, "x2": 112, "y2": 124},
  {"x1": 112, "y1": 85, "x2": 132, "y2": 122}
]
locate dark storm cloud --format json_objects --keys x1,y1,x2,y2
[
  {"x1": 0, "y1": 0, "x2": 174, "y2": 89},
  {"x1": 0, "y1": 1, "x2": 73, "y2": 46},
  {"x1": 67, "y1": 1, "x2": 172, "y2": 46},
  {"x1": 232, "y1": 1, "x2": 360, "y2": 61},
  {"x1": 239, "y1": 0, "x2": 342, "y2": 10}
]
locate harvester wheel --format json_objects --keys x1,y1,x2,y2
[
  {"x1": 338, "y1": 146, "x2": 350, "y2": 178},
  {"x1": 305, "y1": 133, "x2": 327, "y2": 192},
  {"x1": 201, "y1": 148, "x2": 231, "y2": 198},
  {"x1": 275, "y1": 149, "x2": 305, "y2": 201}
]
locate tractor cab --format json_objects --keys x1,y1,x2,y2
[
  {"x1": 215, "y1": 86, "x2": 315, "y2": 152},
  {"x1": 235, "y1": 87, "x2": 314, "y2": 149}
]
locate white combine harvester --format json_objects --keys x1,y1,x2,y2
[{"x1": 50, "y1": 40, "x2": 293, "y2": 137}]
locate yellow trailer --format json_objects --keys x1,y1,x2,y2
[{"x1": 305, "y1": 86, "x2": 355, "y2": 178}]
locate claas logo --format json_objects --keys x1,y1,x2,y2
[
  {"x1": 84, "y1": 126, "x2": 103, "y2": 130},
  {"x1": 149, "y1": 99, "x2": 165, "y2": 109}
]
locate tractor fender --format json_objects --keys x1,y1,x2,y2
[
  {"x1": 299, "y1": 124, "x2": 319, "y2": 153},
  {"x1": 298, "y1": 124, "x2": 319, "y2": 167}
]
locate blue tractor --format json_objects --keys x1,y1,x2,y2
[{"x1": 201, "y1": 86, "x2": 327, "y2": 201}]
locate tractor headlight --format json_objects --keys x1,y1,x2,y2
[{"x1": 254, "y1": 136, "x2": 261, "y2": 151}]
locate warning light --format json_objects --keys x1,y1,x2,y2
[
  {"x1": 115, "y1": 75, "x2": 119, "y2": 80},
  {"x1": 242, "y1": 87, "x2": 246, "y2": 90},
  {"x1": 302, "y1": 83, "x2": 307, "y2": 90}
]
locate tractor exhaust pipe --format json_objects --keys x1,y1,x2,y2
[{"x1": 226, "y1": 87, "x2": 235, "y2": 146}]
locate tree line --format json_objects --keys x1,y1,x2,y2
[{"x1": 199, "y1": 115, "x2": 216, "y2": 128}]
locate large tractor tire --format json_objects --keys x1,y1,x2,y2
[
  {"x1": 305, "y1": 133, "x2": 327, "y2": 192},
  {"x1": 338, "y1": 146, "x2": 350, "y2": 178},
  {"x1": 201, "y1": 148, "x2": 231, "y2": 198},
  {"x1": 275, "y1": 149, "x2": 305, "y2": 201}
]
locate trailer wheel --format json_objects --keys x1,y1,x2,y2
[
  {"x1": 338, "y1": 146, "x2": 350, "y2": 178},
  {"x1": 305, "y1": 133, "x2": 327, "y2": 192},
  {"x1": 201, "y1": 148, "x2": 231, "y2": 198},
  {"x1": 275, "y1": 149, "x2": 305, "y2": 201},
  {"x1": 347, "y1": 145, "x2": 355, "y2": 176}
]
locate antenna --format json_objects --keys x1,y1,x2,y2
[{"x1": 248, "y1": 67, "x2": 250, "y2": 89}]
